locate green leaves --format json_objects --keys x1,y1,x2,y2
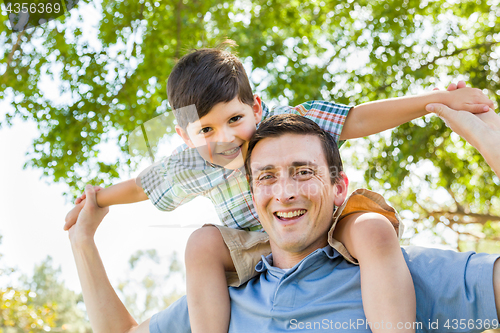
[{"x1": 1, "y1": 0, "x2": 499, "y2": 247}]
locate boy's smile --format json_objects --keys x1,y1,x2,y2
[{"x1": 176, "y1": 95, "x2": 263, "y2": 170}]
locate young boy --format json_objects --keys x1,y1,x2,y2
[{"x1": 64, "y1": 44, "x2": 493, "y2": 333}]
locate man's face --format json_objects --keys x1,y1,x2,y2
[
  {"x1": 250, "y1": 134, "x2": 348, "y2": 261},
  {"x1": 176, "y1": 96, "x2": 262, "y2": 170}
]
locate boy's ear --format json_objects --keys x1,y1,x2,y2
[
  {"x1": 175, "y1": 125, "x2": 195, "y2": 148},
  {"x1": 252, "y1": 95, "x2": 263, "y2": 124}
]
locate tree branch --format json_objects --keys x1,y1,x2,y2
[
  {"x1": 4, "y1": 30, "x2": 26, "y2": 74},
  {"x1": 419, "y1": 210, "x2": 500, "y2": 225},
  {"x1": 446, "y1": 187, "x2": 465, "y2": 214},
  {"x1": 419, "y1": 41, "x2": 500, "y2": 70}
]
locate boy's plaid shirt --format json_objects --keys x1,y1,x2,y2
[{"x1": 139, "y1": 100, "x2": 351, "y2": 231}]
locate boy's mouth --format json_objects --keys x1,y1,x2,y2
[{"x1": 217, "y1": 144, "x2": 243, "y2": 158}]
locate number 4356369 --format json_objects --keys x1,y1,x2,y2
[{"x1": 4, "y1": 2, "x2": 62, "y2": 14}]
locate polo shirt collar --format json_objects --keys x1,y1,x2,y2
[{"x1": 255, "y1": 245, "x2": 341, "y2": 278}]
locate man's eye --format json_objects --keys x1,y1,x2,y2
[
  {"x1": 199, "y1": 127, "x2": 212, "y2": 134},
  {"x1": 258, "y1": 174, "x2": 274, "y2": 181},
  {"x1": 296, "y1": 170, "x2": 313, "y2": 177},
  {"x1": 229, "y1": 115, "x2": 242, "y2": 123}
]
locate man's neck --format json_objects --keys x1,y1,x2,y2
[{"x1": 270, "y1": 244, "x2": 326, "y2": 269}]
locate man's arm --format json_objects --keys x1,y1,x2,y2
[
  {"x1": 424, "y1": 102, "x2": 500, "y2": 318},
  {"x1": 68, "y1": 185, "x2": 151, "y2": 333},
  {"x1": 339, "y1": 88, "x2": 494, "y2": 140},
  {"x1": 494, "y1": 260, "x2": 500, "y2": 321},
  {"x1": 426, "y1": 104, "x2": 500, "y2": 177}
]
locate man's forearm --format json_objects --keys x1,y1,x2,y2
[
  {"x1": 340, "y1": 91, "x2": 445, "y2": 140},
  {"x1": 71, "y1": 237, "x2": 139, "y2": 333},
  {"x1": 96, "y1": 178, "x2": 148, "y2": 208},
  {"x1": 476, "y1": 134, "x2": 500, "y2": 178}
]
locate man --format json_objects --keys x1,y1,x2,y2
[{"x1": 69, "y1": 104, "x2": 500, "y2": 333}]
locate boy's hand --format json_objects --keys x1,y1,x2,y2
[
  {"x1": 64, "y1": 185, "x2": 103, "y2": 231},
  {"x1": 442, "y1": 83, "x2": 494, "y2": 113},
  {"x1": 75, "y1": 185, "x2": 103, "y2": 204}
]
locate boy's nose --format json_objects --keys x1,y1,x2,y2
[{"x1": 217, "y1": 128, "x2": 235, "y2": 143}]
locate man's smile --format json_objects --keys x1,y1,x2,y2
[{"x1": 274, "y1": 209, "x2": 307, "y2": 220}]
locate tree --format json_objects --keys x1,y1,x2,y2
[
  {"x1": 0, "y1": 235, "x2": 90, "y2": 333},
  {"x1": 21, "y1": 257, "x2": 91, "y2": 332},
  {"x1": 1, "y1": 0, "x2": 499, "y2": 248}
]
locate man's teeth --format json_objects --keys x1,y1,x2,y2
[
  {"x1": 220, "y1": 147, "x2": 239, "y2": 155},
  {"x1": 276, "y1": 210, "x2": 306, "y2": 218}
]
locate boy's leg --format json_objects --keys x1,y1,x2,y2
[
  {"x1": 333, "y1": 212, "x2": 416, "y2": 333},
  {"x1": 185, "y1": 225, "x2": 235, "y2": 333}
]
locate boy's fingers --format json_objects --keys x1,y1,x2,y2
[
  {"x1": 457, "y1": 81, "x2": 466, "y2": 89},
  {"x1": 466, "y1": 104, "x2": 490, "y2": 114},
  {"x1": 446, "y1": 83, "x2": 457, "y2": 91}
]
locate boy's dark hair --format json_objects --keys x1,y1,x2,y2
[
  {"x1": 244, "y1": 114, "x2": 343, "y2": 190},
  {"x1": 168, "y1": 40, "x2": 254, "y2": 130}
]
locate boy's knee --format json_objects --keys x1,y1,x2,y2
[
  {"x1": 185, "y1": 226, "x2": 225, "y2": 264},
  {"x1": 350, "y1": 213, "x2": 399, "y2": 251}
]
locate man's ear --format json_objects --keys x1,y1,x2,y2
[
  {"x1": 252, "y1": 95, "x2": 263, "y2": 124},
  {"x1": 175, "y1": 125, "x2": 195, "y2": 148},
  {"x1": 333, "y1": 171, "x2": 349, "y2": 207}
]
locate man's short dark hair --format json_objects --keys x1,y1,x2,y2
[
  {"x1": 244, "y1": 114, "x2": 343, "y2": 190},
  {"x1": 167, "y1": 40, "x2": 254, "y2": 130}
]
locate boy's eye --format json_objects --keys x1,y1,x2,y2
[
  {"x1": 199, "y1": 127, "x2": 213, "y2": 134},
  {"x1": 229, "y1": 115, "x2": 242, "y2": 123}
]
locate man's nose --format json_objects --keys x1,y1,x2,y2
[{"x1": 274, "y1": 177, "x2": 297, "y2": 203}]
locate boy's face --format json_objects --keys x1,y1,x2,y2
[{"x1": 176, "y1": 95, "x2": 263, "y2": 170}]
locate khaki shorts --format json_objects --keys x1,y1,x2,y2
[{"x1": 208, "y1": 189, "x2": 403, "y2": 287}]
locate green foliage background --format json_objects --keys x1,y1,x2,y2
[
  {"x1": 0, "y1": 235, "x2": 90, "y2": 333},
  {"x1": 1, "y1": 0, "x2": 499, "y2": 249}
]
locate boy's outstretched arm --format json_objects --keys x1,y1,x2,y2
[
  {"x1": 339, "y1": 87, "x2": 494, "y2": 140},
  {"x1": 64, "y1": 178, "x2": 148, "y2": 231}
]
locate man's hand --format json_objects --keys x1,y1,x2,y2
[
  {"x1": 426, "y1": 104, "x2": 500, "y2": 149},
  {"x1": 68, "y1": 185, "x2": 109, "y2": 243},
  {"x1": 64, "y1": 185, "x2": 103, "y2": 231}
]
